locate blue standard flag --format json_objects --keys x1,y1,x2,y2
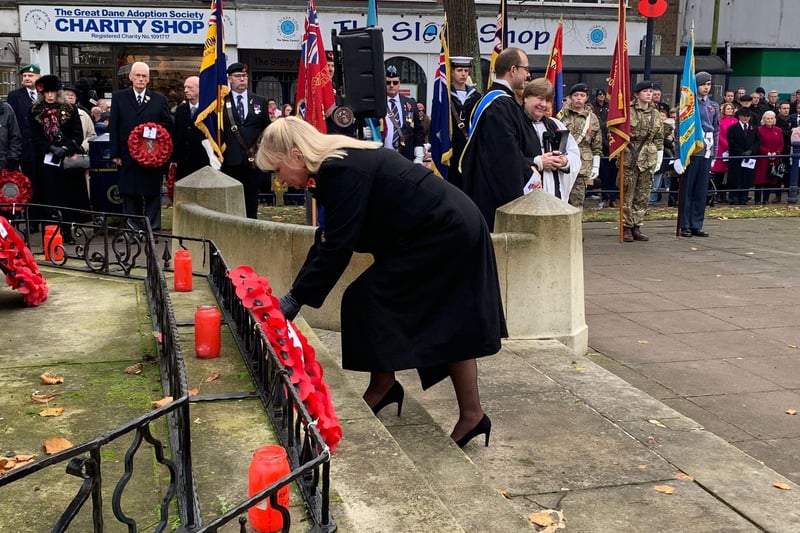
[
  {"x1": 677, "y1": 30, "x2": 705, "y2": 170},
  {"x1": 430, "y1": 19, "x2": 452, "y2": 179},
  {"x1": 195, "y1": 0, "x2": 228, "y2": 164}
]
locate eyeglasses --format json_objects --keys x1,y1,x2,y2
[
  {"x1": 230, "y1": 73, "x2": 248, "y2": 79},
  {"x1": 514, "y1": 64, "x2": 529, "y2": 71},
  {"x1": 386, "y1": 80, "x2": 400, "y2": 86}
]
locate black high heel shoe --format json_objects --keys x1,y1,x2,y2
[
  {"x1": 454, "y1": 414, "x2": 492, "y2": 448},
  {"x1": 369, "y1": 381, "x2": 404, "y2": 416}
]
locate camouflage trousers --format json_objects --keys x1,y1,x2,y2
[
  {"x1": 568, "y1": 174, "x2": 589, "y2": 208},
  {"x1": 622, "y1": 166, "x2": 654, "y2": 227}
]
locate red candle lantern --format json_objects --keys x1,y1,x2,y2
[
  {"x1": 248, "y1": 445, "x2": 291, "y2": 533},
  {"x1": 194, "y1": 305, "x2": 221, "y2": 358},
  {"x1": 173, "y1": 249, "x2": 193, "y2": 292}
]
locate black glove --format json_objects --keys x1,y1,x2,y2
[
  {"x1": 279, "y1": 292, "x2": 301, "y2": 321},
  {"x1": 49, "y1": 145, "x2": 67, "y2": 158},
  {"x1": 6, "y1": 159, "x2": 18, "y2": 171}
]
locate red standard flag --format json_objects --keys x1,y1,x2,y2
[
  {"x1": 545, "y1": 20, "x2": 563, "y2": 116},
  {"x1": 606, "y1": 0, "x2": 630, "y2": 159},
  {"x1": 296, "y1": 0, "x2": 335, "y2": 133}
]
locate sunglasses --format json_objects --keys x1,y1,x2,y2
[{"x1": 386, "y1": 80, "x2": 400, "y2": 86}]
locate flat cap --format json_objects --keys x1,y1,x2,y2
[
  {"x1": 569, "y1": 83, "x2": 589, "y2": 96},
  {"x1": 633, "y1": 80, "x2": 656, "y2": 93},
  {"x1": 226, "y1": 62, "x2": 248, "y2": 75},
  {"x1": 695, "y1": 71, "x2": 712, "y2": 85},
  {"x1": 19, "y1": 63, "x2": 41, "y2": 75}
]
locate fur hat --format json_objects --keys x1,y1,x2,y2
[{"x1": 35, "y1": 75, "x2": 62, "y2": 93}]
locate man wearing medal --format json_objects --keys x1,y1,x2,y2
[{"x1": 383, "y1": 65, "x2": 425, "y2": 164}]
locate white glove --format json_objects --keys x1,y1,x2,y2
[
  {"x1": 655, "y1": 150, "x2": 664, "y2": 171},
  {"x1": 589, "y1": 155, "x2": 600, "y2": 182},
  {"x1": 672, "y1": 158, "x2": 685, "y2": 175},
  {"x1": 413, "y1": 146, "x2": 425, "y2": 165},
  {"x1": 704, "y1": 132, "x2": 714, "y2": 159},
  {"x1": 201, "y1": 140, "x2": 222, "y2": 170}
]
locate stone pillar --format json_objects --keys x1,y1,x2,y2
[
  {"x1": 493, "y1": 190, "x2": 588, "y2": 355},
  {"x1": 173, "y1": 167, "x2": 246, "y2": 218}
]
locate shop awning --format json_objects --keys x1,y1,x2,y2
[{"x1": 527, "y1": 54, "x2": 732, "y2": 75}]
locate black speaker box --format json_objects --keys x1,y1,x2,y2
[{"x1": 331, "y1": 27, "x2": 387, "y2": 118}]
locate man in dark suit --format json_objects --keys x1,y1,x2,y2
[
  {"x1": 383, "y1": 65, "x2": 425, "y2": 163},
  {"x1": 171, "y1": 76, "x2": 209, "y2": 179},
  {"x1": 726, "y1": 107, "x2": 760, "y2": 206},
  {"x1": 109, "y1": 61, "x2": 173, "y2": 232},
  {"x1": 220, "y1": 62, "x2": 270, "y2": 219},
  {"x1": 7, "y1": 64, "x2": 42, "y2": 225}
]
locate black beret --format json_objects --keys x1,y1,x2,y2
[
  {"x1": 35, "y1": 75, "x2": 62, "y2": 93},
  {"x1": 326, "y1": 51, "x2": 334, "y2": 62},
  {"x1": 595, "y1": 88, "x2": 606, "y2": 96},
  {"x1": 226, "y1": 62, "x2": 248, "y2": 75},
  {"x1": 633, "y1": 80, "x2": 656, "y2": 93},
  {"x1": 695, "y1": 71, "x2": 712, "y2": 85},
  {"x1": 386, "y1": 65, "x2": 399, "y2": 78},
  {"x1": 568, "y1": 83, "x2": 589, "y2": 96}
]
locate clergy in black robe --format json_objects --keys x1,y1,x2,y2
[{"x1": 257, "y1": 116, "x2": 505, "y2": 445}]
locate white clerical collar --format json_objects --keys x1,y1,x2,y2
[{"x1": 493, "y1": 79, "x2": 512, "y2": 92}]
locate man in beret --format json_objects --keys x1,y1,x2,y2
[
  {"x1": 620, "y1": 80, "x2": 664, "y2": 242},
  {"x1": 7, "y1": 64, "x2": 42, "y2": 221},
  {"x1": 109, "y1": 61, "x2": 173, "y2": 232},
  {"x1": 560, "y1": 83, "x2": 602, "y2": 208},
  {"x1": 446, "y1": 56, "x2": 481, "y2": 189},
  {"x1": 383, "y1": 65, "x2": 425, "y2": 164},
  {"x1": 220, "y1": 62, "x2": 270, "y2": 218},
  {"x1": 674, "y1": 71, "x2": 719, "y2": 237}
]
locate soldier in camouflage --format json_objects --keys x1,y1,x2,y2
[
  {"x1": 621, "y1": 80, "x2": 664, "y2": 242},
  {"x1": 561, "y1": 83, "x2": 603, "y2": 208}
]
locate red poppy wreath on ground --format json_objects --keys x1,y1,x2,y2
[
  {"x1": 0, "y1": 169, "x2": 33, "y2": 212},
  {"x1": 228, "y1": 265, "x2": 342, "y2": 452},
  {"x1": 0, "y1": 216, "x2": 48, "y2": 306},
  {"x1": 128, "y1": 122, "x2": 173, "y2": 168}
]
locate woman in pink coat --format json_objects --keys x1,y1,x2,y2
[
  {"x1": 710, "y1": 103, "x2": 737, "y2": 202},
  {"x1": 754, "y1": 110, "x2": 784, "y2": 204}
]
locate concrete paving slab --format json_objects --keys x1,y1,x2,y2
[
  {"x1": 735, "y1": 438, "x2": 800, "y2": 485},
  {"x1": 589, "y1": 333, "x2": 702, "y2": 365},
  {"x1": 581, "y1": 275, "x2": 642, "y2": 296},
  {"x1": 690, "y1": 390, "x2": 800, "y2": 440},
  {"x1": 660, "y1": 398, "x2": 758, "y2": 443},
  {"x1": 637, "y1": 359, "x2": 780, "y2": 397},
  {"x1": 701, "y1": 304, "x2": 800, "y2": 329},
  {"x1": 675, "y1": 329, "x2": 798, "y2": 358},
  {"x1": 622, "y1": 309, "x2": 740, "y2": 334},
  {"x1": 586, "y1": 291, "x2": 688, "y2": 313},
  {"x1": 582, "y1": 312, "x2": 656, "y2": 338},
  {"x1": 727, "y1": 354, "x2": 800, "y2": 389},
  {"x1": 537, "y1": 481, "x2": 761, "y2": 533},
  {"x1": 751, "y1": 325, "x2": 800, "y2": 346}
]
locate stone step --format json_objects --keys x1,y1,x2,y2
[{"x1": 306, "y1": 327, "x2": 537, "y2": 533}]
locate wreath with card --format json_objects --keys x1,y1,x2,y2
[
  {"x1": 128, "y1": 122, "x2": 173, "y2": 168},
  {"x1": 0, "y1": 216, "x2": 48, "y2": 307},
  {"x1": 0, "y1": 169, "x2": 33, "y2": 211}
]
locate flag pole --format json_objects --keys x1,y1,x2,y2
[{"x1": 618, "y1": 152, "x2": 625, "y2": 242}]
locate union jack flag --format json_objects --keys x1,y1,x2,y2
[
  {"x1": 295, "y1": 0, "x2": 334, "y2": 133},
  {"x1": 430, "y1": 19, "x2": 452, "y2": 179}
]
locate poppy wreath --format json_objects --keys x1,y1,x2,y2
[
  {"x1": 127, "y1": 122, "x2": 173, "y2": 168},
  {"x1": 0, "y1": 216, "x2": 48, "y2": 306},
  {"x1": 227, "y1": 265, "x2": 342, "y2": 452},
  {"x1": 0, "y1": 169, "x2": 33, "y2": 211}
]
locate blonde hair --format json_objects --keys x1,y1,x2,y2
[
  {"x1": 761, "y1": 110, "x2": 776, "y2": 125},
  {"x1": 256, "y1": 116, "x2": 380, "y2": 172}
]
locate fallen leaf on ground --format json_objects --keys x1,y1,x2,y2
[
  {"x1": 788, "y1": 344, "x2": 798, "y2": 349},
  {"x1": 648, "y1": 419, "x2": 667, "y2": 428},
  {"x1": 690, "y1": 246, "x2": 698, "y2": 251},
  {"x1": 151, "y1": 396, "x2": 173, "y2": 409},
  {"x1": 528, "y1": 509, "x2": 566, "y2": 531},
  {"x1": 188, "y1": 388, "x2": 199, "y2": 396},
  {"x1": 44, "y1": 437, "x2": 73, "y2": 454},
  {"x1": 39, "y1": 407, "x2": 65, "y2": 417},
  {"x1": 573, "y1": 365, "x2": 588, "y2": 371},
  {"x1": 31, "y1": 391, "x2": 61, "y2": 403},
  {"x1": 674, "y1": 472, "x2": 694, "y2": 482},
  {"x1": 40, "y1": 372, "x2": 64, "y2": 385},
  {"x1": 786, "y1": 409, "x2": 798, "y2": 415},
  {"x1": 773, "y1": 481, "x2": 792, "y2": 490},
  {"x1": 638, "y1": 464, "x2": 648, "y2": 470},
  {"x1": 0, "y1": 455, "x2": 35, "y2": 473},
  {"x1": 497, "y1": 488, "x2": 511, "y2": 499},
  {"x1": 745, "y1": 251, "x2": 754, "y2": 255},
  {"x1": 203, "y1": 372, "x2": 221, "y2": 383},
  {"x1": 638, "y1": 340, "x2": 649, "y2": 344},
  {"x1": 124, "y1": 362, "x2": 143, "y2": 374},
  {"x1": 655, "y1": 485, "x2": 674, "y2": 495}
]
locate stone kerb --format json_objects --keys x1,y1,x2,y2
[{"x1": 493, "y1": 190, "x2": 588, "y2": 355}]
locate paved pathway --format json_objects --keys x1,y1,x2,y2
[{"x1": 583, "y1": 217, "x2": 800, "y2": 485}]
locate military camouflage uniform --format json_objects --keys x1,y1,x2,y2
[
  {"x1": 623, "y1": 103, "x2": 664, "y2": 228},
  {"x1": 561, "y1": 102, "x2": 602, "y2": 207}
]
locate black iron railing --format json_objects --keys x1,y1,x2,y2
[{"x1": 0, "y1": 205, "x2": 335, "y2": 532}]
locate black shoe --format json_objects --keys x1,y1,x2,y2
[
  {"x1": 680, "y1": 228, "x2": 692, "y2": 237},
  {"x1": 691, "y1": 229, "x2": 709, "y2": 237},
  {"x1": 454, "y1": 414, "x2": 492, "y2": 448},
  {"x1": 369, "y1": 381, "x2": 404, "y2": 417}
]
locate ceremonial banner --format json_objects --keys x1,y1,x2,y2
[
  {"x1": 296, "y1": 0, "x2": 335, "y2": 133},
  {"x1": 677, "y1": 30, "x2": 705, "y2": 168},
  {"x1": 430, "y1": 19, "x2": 452, "y2": 179},
  {"x1": 195, "y1": 0, "x2": 228, "y2": 163},
  {"x1": 545, "y1": 20, "x2": 564, "y2": 116},
  {"x1": 606, "y1": 0, "x2": 630, "y2": 159},
  {"x1": 487, "y1": 0, "x2": 507, "y2": 90}
]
